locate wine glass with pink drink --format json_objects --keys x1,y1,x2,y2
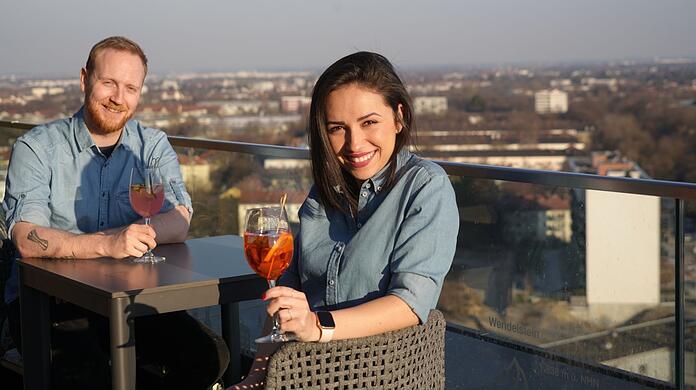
[{"x1": 129, "y1": 165, "x2": 166, "y2": 263}]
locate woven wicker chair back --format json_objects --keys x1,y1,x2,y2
[{"x1": 264, "y1": 310, "x2": 445, "y2": 389}]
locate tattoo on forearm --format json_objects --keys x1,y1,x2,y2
[{"x1": 27, "y1": 229, "x2": 49, "y2": 251}]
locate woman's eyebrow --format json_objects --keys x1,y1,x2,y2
[{"x1": 357, "y1": 112, "x2": 381, "y2": 121}]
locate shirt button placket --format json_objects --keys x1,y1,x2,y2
[
  {"x1": 327, "y1": 242, "x2": 344, "y2": 306},
  {"x1": 358, "y1": 186, "x2": 369, "y2": 212},
  {"x1": 99, "y1": 163, "x2": 109, "y2": 229}
]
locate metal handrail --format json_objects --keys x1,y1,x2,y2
[
  {"x1": 168, "y1": 136, "x2": 310, "y2": 159},
  {"x1": 3, "y1": 120, "x2": 696, "y2": 199},
  {"x1": 0, "y1": 120, "x2": 34, "y2": 131}
]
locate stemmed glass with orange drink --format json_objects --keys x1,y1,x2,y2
[{"x1": 243, "y1": 196, "x2": 294, "y2": 343}]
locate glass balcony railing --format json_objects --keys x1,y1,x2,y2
[{"x1": 2, "y1": 120, "x2": 696, "y2": 389}]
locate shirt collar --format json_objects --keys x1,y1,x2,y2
[
  {"x1": 366, "y1": 148, "x2": 411, "y2": 193},
  {"x1": 73, "y1": 106, "x2": 132, "y2": 153},
  {"x1": 73, "y1": 107, "x2": 95, "y2": 153}
]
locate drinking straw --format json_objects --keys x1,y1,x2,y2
[
  {"x1": 278, "y1": 193, "x2": 288, "y2": 233},
  {"x1": 264, "y1": 193, "x2": 289, "y2": 280}
]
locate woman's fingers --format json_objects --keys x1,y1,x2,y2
[
  {"x1": 278, "y1": 311, "x2": 320, "y2": 341},
  {"x1": 265, "y1": 296, "x2": 308, "y2": 317},
  {"x1": 276, "y1": 307, "x2": 292, "y2": 323},
  {"x1": 276, "y1": 308, "x2": 307, "y2": 328},
  {"x1": 264, "y1": 286, "x2": 305, "y2": 300},
  {"x1": 262, "y1": 287, "x2": 320, "y2": 341},
  {"x1": 276, "y1": 307, "x2": 308, "y2": 323}
]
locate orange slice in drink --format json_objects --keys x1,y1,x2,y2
[{"x1": 262, "y1": 233, "x2": 293, "y2": 281}]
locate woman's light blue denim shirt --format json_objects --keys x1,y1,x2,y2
[
  {"x1": 279, "y1": 150, "x2": 459, "y2": 323},
  {"x1": 3, "y1": 108, "x2": 192, "y2": 303}
]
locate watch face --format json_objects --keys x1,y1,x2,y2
[{"x1": 317, "y1": 311, "x2": 335, "y2": 328}]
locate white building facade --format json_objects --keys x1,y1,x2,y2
[
  {"x1": 414, "y1": 96, "x2": 448, "y2": 115},
  {"x1": 535, "y1": 89, "x2": 568, "y2": 114}
]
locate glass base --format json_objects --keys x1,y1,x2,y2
[
  {"x1": 255, "y1": 332, "x2": 295, "y2": 344},
  {"x1": 132, "y1": 254, "x2": 166, "y2": 264}
]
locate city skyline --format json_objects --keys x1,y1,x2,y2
[{"x1": 1, "y1": 0, "x2": 696, "y2": 77}]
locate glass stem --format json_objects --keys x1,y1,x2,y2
[
  {"x1": 144, "y1": 217, "x2": 153, "y2": 258},
  {"x1": 268, "y1": 279, "x2": 282, "y2": 334},
  {"x1": 272, "y1": 312, "x2": 281, "y2": 335}
]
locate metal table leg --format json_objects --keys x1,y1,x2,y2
[
  {"x1": 221, "y1": 302, "x2": 241, "y2": 385},
  {"x1": 19, "y1": 280, "x2": 51, "y2": 390},
  {"x1": 110, "y1": 297, "x2": 136, "y2": 390}
]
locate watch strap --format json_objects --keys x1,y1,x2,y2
[
  {"x1": 319, "y1": 325, "x2": 334, "y2": 342},
  {"x1": 316, "y1": 311, "x2": 335, "y2": 342}
]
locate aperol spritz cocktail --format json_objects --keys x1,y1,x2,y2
[{"x1": 243, "y1": 206, "x2": 294, "y2": 343}]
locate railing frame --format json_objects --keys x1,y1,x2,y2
[
  {"x1": 676, "y1": 200, "x2": 685, "y2": 389},
  {"x1": 447, "y1": 323, "x2": 674, "y2": 389},
  {"x1": 2, "y1": 120, "x2": 695, "y2": 388}
]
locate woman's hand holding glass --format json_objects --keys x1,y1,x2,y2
[
  {"x1": 263, "y1": 286, "x2": 321, "y2": 342},
  {"x1": 243, "y1": 204, "x2": 295, "y2": 343}
]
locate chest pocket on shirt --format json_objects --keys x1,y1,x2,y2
[{"x1": 324, "y1": 241, "x2": 345, "y2": 307}]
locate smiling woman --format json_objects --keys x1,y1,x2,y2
[
  {"x1": 326, "y1": 84, "x2": 401, "y2": 182},
  {"x1": 308, "y1": 51, "x2": 414, "y2": 214},
  {"x1": 232, "y1": 51, "x2": 459, "y2": 389}
]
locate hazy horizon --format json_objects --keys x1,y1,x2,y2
[{"x1": 1, "y1": 0, "x2": 695, "y2": 77}]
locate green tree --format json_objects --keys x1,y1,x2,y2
[{"x1": 466, "y1": 95, "x2": 487, "y2": 112}]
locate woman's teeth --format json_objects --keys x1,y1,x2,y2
[{"x1": 349, "y1": 151, "x2": 374, "y2": 163}]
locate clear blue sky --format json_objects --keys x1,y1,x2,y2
[{"x1": 1, "y1": 0, "x2": 695, "y2": 76}]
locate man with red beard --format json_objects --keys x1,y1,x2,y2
[{"x1": 2, "y1": 37, "x2": 229, "y2": 389}]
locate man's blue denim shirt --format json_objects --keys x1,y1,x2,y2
[
  {"x1": 3, "y1": 108, "x2": 192, "y2": 303},
  {"x1": 279, "y1": 150, "x2": 459, "y2": 323}
]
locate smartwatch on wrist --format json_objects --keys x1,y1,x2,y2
[{"x1": 315, "y1": 311, "x2": 335, "y2": 342}]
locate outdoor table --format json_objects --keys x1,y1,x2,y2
[{"x1": 18, "y1": 235, "x2": 266, "y2": 390}]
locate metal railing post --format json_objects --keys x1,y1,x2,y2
[{"x1": 676, "y1": 198, "x2": 685, "y2": 389}]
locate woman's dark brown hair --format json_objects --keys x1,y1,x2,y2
[{"x1": 308, "y1": 51, "x2": 415, "y2": 214}]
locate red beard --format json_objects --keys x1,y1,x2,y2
[{"x1": 85, "y1": 97, "x2": 134, "y2": 134}]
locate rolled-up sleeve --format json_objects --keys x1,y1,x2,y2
[
  {"x1": 3, "y1": 138, "x2": 52, "y2": 238},
  {"x1": 387, "y1": 173, "x2": 459, "y2": 323},
  {"x1": 151, "y1": 134, "x2": 193, "y2": 216}
]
